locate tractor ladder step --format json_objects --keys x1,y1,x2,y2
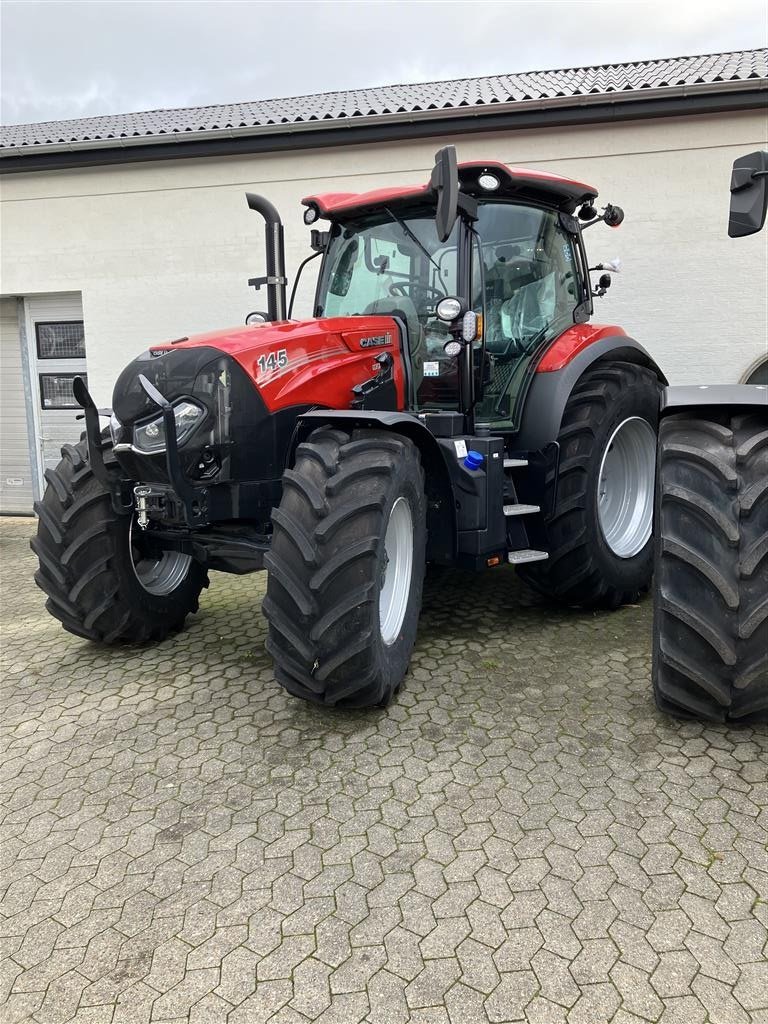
[
  {"x1": 503, "y1": 503, "x2": 540, "y2": 516},
  {"x1": 508, "y1": 549, "x2": 549, "y2": 564},
  {"x1": 503, "y1": 458, "x2": 528, "y2": 468}
]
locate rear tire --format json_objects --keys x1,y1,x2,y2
[
  {"x1": 31, "y1": 438, "x2": 207, "y2": 643},
  {"x1": 652, "y1": 411, "x2": 768, "y2": 723},
  {"x1": 263, "y1": 426, "x2": 427, "y2": 708},
  {"x1": 518, "y1": 361, "x2": 661, "y2": 608}
]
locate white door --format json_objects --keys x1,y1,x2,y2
[
  {"x1": 24, "y1": 294, "x2": 88, "y2": 477},
  {"x1": 0, "y1": 298, "x2": 36, "y2": 513}
]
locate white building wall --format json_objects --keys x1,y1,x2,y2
[{"x1": 1, "y1": 109, "x2": 766, "y2": 408}]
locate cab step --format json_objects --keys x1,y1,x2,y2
[
  {"x1": 503, "y1": 458, "x2": 528, "y2": 468},
  {"x1": 507, "y1": 548, "x2": 549, "y2": 564},
  {"x1": 503, "y1": 503, "x2": 540, "y2": 516}
]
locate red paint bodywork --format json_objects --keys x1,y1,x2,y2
[
  {"x1": 150, "y1": 318, "x2": 625, "y2": 414},
  {"x1": 151, "y1": 317, "x2": 406, "y2": 413},
  {"x1": 304, "y1": 161, "x2": 597, "y2": 218},
  {"x1": 306, "y1": 185, "x2": 431, "y2": 217},
  {"x1": 536, "y1": 324, "x2": 627, "y2": 373}
]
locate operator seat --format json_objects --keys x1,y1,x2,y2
[
  {"x1": 484, "y1": 247, "x2": 541, "y2": 354},
  {"x1": 363, "y1": 281, "x2": 425, "y2": 391}
]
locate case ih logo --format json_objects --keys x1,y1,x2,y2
[{"x1": 359, "y1": 333, "x2": 392, "y2": 348}]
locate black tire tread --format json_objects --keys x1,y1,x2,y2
[
  {"x1": 264, "y1": 427, "x2": 424, "y2": 708},
  {"x1": 653, "y1": 411, "x2": 768, "y2": 723},
  {"x1": 519, "y1": 360, "x2": 660, "y2": 607},
  {"x1": 32, "y1": 438, "x2": 207, "y2": 644}
]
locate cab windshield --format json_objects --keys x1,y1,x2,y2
[{"x1": 316, "y1": 209, "x2": 459, "y2": 399}]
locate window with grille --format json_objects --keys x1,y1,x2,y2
[
  {"x1": 35, "y1": 321, "x2": 86, "y2": 359},
  {"x1": 39, "y1": 373, "x2": 86, "y2": 409}
]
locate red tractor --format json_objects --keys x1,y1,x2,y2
[{"x1": 31, "y1": 148, "x2": 767, "y2": 720}]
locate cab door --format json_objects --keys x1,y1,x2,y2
[{"x1": 472, "y1": 203, "x2": 583, "y2": 428}]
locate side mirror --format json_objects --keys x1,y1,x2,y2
[
  {"x1": 729, "y1": 151, "x2": 768, "y2": 238},
  {"x1": 430, "y1": 146, "x2": 459, "y2": 243},
  {"x1": 603, "y1": 204, "x2": 624, "y2": 228},
  {"x1": 592, "y1": 273, "x2": 612, "y2": 297},
  {"x1": 581, "y1": 204, "x2": 624, "y2": 230}
]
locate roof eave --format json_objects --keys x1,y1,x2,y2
[{"x1": 1, "y1": 79, "x2": 765, "y2": 172}]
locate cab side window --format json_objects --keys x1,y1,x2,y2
[{"x1": 477, "y1": 204, "x2": 580, "y2": 355}]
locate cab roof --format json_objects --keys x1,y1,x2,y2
[{"x1": 303, "y1": 160, "x2": 598, "y2": 218}]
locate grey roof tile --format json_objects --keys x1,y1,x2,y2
[{"x1": 1, "y1": 48, "x2": 765, "y2": 151}]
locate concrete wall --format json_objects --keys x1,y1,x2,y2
[{"x1": 1, "y1": 109, "x2": 766, "y2": 407}]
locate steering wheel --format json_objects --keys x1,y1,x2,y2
[{"x1": 389, "y1": 281, "x2": 444, "y2": 304}]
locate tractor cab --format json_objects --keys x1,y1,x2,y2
[{"x1": 304, "y1": 156, "x2": 601, "y2": 429}]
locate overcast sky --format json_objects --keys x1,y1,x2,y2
[{"x1": 2, "y1": 0, "x2": 766, "y2": 126}]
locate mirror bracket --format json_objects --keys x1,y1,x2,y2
[
  {"x1": 457, "y1": 193, "x2": 478, "y2": 221},
  {"x1": 310, "y1": 229, "x2": 329, "y2": 253}
]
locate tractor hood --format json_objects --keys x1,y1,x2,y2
[
  {"x1": 109, "y1": 315, "x2": 406, "y2": 487},
  {"x1": 154, "y1": 316, "x2": 404, "y2": 413},
  {"x1": 113, "y1": 315, "x2": 404, "y2": 423}
]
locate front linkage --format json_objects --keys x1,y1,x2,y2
[{"x1": 74, "y1": 373, "x2": 208, "y2": 528}]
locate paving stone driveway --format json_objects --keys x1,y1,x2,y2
[{"x1": 1, "y1": 516, "x2": 766, "y2": 1024}]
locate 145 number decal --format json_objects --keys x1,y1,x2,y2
[{"x1": 257, "y1": 349, "x2": 288, "y2": 375}]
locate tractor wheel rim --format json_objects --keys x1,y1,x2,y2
[
  {"x1": 597, "y1": 416, "x2": 656, "y2": 559},
  {"x1": 129, "y1": 518, "x2": 192, "y2": 597},
  {"x1": 379, "y1": 496, "x2": 414, "y2": 645}
]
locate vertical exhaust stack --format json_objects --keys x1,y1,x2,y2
[{"x1": 245, "y1": 193, "x2": 288, "y2": 321}]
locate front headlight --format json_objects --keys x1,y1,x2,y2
[{"x1": 133, "y1": 399, "x2": 205, "y2": 453}]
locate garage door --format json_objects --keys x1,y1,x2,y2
[
  {"x1": 0, "y1": 298, "x2": 35, "y2": 513},
  {"x1": 24, "y1": 293, "x2": 88, "y2": 477}
]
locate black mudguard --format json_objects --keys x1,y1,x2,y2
[
  {"x1": 661, "y1": 383, "x2": 768, "y2": 416},
  {"x1": 295, "y1": 409, "x2": 458, "y2": 563},
  {"x1": 515, "y1": 334, "x2": 666, "y2": 451}
]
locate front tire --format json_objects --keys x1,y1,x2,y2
[
  {"x1": 518, "y1": 361, "x2": 661, "y2": 608},
  {"x1": 652, "y1": 411, "x2": 768, "y2": 723},
  {"x1": 263, "y1": 427, "x2": 427, "y2": 708},
  {"x1": 31, "y1": 439, "x2": 207, "y2": 643}
]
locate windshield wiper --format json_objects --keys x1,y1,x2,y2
[{"x1": 383, "y1": 207, "x2": 444, "y2": 280}]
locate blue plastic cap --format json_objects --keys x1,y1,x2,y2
[{"x1": 464, "y1": 450, "x2": 484, "y2": 470}]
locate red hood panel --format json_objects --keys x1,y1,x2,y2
[{"x1": 150, "y1": 316, "x2": 405, "y2": 413}]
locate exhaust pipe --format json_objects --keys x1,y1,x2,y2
[{"x1": 245, "y1": 193, "x2": 288, "y2": 321}]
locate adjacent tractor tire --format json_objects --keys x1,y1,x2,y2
[
  {"x1": 263, "y1": 426, "x2": 427, "y2": 708},
  {"x1": 518, "y1": 361, "x2": 662, "y2": 607},
  {"x1": 31, "y1": 438, "x2": 207, "y2": 643},
  {"x1": 652, "y1": 411, "x2": 768, "y2": 723}
]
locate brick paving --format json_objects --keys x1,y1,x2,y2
[{"x1": 1, "y1": 515, "x2": 766, "y2": 1024}]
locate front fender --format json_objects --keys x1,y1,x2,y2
[
  {"x1": 516, "y1": 334, "x2": 667, "y2": 451},
  {"x1": 294, "y1": 409, "x2": 458, "y2": 564}
]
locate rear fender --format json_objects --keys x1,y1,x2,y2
[
  {"x1": 516, "y1": 334, "x2": 667, "y2": 451},
  {"x1": 295, "y1": 409, "x2": 457, "y2": 563}
]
